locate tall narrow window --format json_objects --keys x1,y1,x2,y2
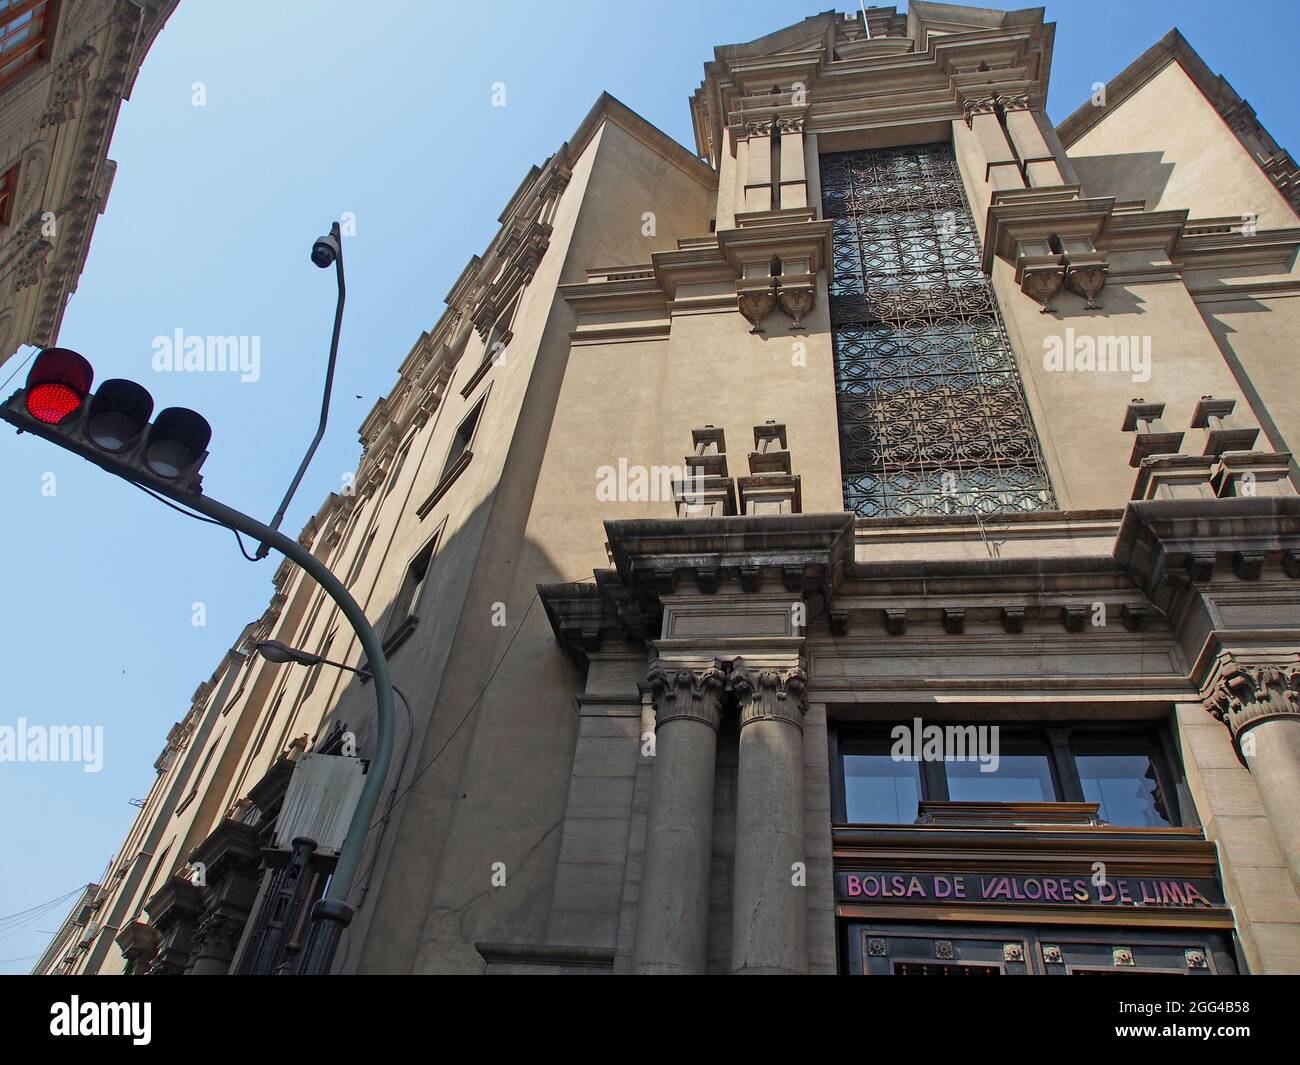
[
  {"x1": 484, "y1": 292, "x2": 519, "y2": 365},
  {"x1": 0, "y1": 161, "x2": 17, "y2": 225},
  {"x1": 820, "y1": 143, "x2": 1054, "y2": 517},
  {"x1": 386, "y1": 532, "x2": 439, "y2": 638},
  {"x1": 0, "y1": 1, "x2": 54, "y2": 91},
  {"x1": 440, "y1": 396, "x2": 484, "y2": 481}
]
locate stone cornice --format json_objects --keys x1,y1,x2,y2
[
  {"x1": 1114, "y1": 496, "x2": 1300, "y2": 605},
  {"x1": 982, "y1": 186, "x2": 1112, "y2": 271},
  {"x1": 604, "y1": 513, "x2": 855, "y2": 601},
  {"x1": 11, "y1": 2, "x2": 177, "y2": 358},
  {"x1": 716, "y1": 219, "x2": 833, "y2": 276},
  {"x1": 1177, "y1": 225, "x2": 1300, "y2": 275},
  {"x1": 539, "y1": 514, "x2": 855, "y2": 664},
  {"x1": 691, "y1": 8, "x2": 1053, "y2": 164}
]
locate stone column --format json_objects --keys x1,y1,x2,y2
[
  {"x1": 998, "y1": 94, "x2": 1066, "y2": 187},
  {"x1": 730, "y1": 659, "x2": 808, "y2": 974},
  {"x1": 742, "y1": 126, "x2": 774, "y2": 213},
  {"x1": 632, "y1": 659, "x2": 726, "y2": 975},
  {"x1": 962, "y1": 96, "x2": 1026, "y2": 191},
  {"x1": 1207, "y1": 660, "x2": 1300, "y2": 895}
]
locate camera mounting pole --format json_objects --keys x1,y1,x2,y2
[{"x1": 256, "y1": 220, "x2": 345, "y2": 559}]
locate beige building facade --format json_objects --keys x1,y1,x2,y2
[
  {"x1": 39, "y1": 3, "x2": 1300, "y2": 976},
  {"x1": 0, "y1": 0, "x2": 176, "y2": 371}
]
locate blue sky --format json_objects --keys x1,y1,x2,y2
[{"x1": 1, "y1": 0, "x2": 1296, "y2": 973}]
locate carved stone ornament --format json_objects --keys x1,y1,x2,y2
[
  {"x1": 962, "y1": 96, "x2": 998, "y2": 127},
  {"x1": 1020, "y1": 265, "x2": 1064, "y2": 313},
  {"x1": 13, "y1": 240, "x2": 53, "y2": 291},
  {"x1": 646, "y1": 659, "x2": 727, "y2": 732},
  {"x1": 1206, "y1": 662, "x2": 1300, "y2": 739},
  {"x1": 41, "y1": 45, "x2": 98, "y2": 128},
  {"x1": 776, "y1": 285, "x2": 815, "y2": 329},
  {"x1": 731, "y1": 658, "x2": 807, "y2": 730},
  {"x1": 737, "y1": 288, "x2": 776, "y2": 333},
  {"x1": 743, "y1": 117, "x2": 804, "y2": 138},
  {"x1": 1064, "y1": 262, "x2": 1109, "y2": 310},
  {"x1": 996, "y1": 93, "x2": 1032, "y2": 112}
]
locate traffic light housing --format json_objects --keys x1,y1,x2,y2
[{"x1": 1, "y1": 348, "x2": 212, "y2": 493}]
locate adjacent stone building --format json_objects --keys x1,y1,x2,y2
[
  {"x1": 0, "y1": 0, "x2": 177, "y2": 371},
  {"x1": 40, "y1": 3, "x2": 1300, "y2": 975}
]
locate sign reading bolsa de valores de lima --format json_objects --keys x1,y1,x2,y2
[{"x1": 836, "y1": 872, "x2": 1224, "y2": 909}]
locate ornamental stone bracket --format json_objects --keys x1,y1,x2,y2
[
  {"x1": 1123, "y1": 398, "x2": 1294, "y2": 502},
  {"x1": 1123, "y1": 400, "x2": 1186, "y2": 467},
  {"x1": 114, "y1": 920, "x2": 162, "y2": 975},
  {"x1": 983, "y1": 186, "x2": 1112, "y2": 309},
  {"x1": 737, "y1": 420, "x2": 802, "y2": 515},
  {"x1": 674, "y1": 424, "x2": 737, "y2": 518},
  {"x1": 717, "y1": 220, "x2": 831, "y2": 334}
]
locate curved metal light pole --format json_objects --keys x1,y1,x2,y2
[
  {"x1": 140, "y1": 487, "x2": 393, "y2": 975},
  {"x1": 0, "y1": 220, "x2": 389, "y2": 976}
]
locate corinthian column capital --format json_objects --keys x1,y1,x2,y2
[
  {"x1": 732, "y1": 658, "x2": 807, "y2": 729},
  {"x1": 647, "y1": 659, "x2": 727, "y2": 731},
  {"x1": 1206, "y1": 659, "x2": 1300, "y2": 739}
]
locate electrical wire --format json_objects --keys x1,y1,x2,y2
[
  {"x1": 0, "y1": 346, "x2": 37, "y2": 393},
  {"x1": 0, "y1": 885, "x2": 86, "y2": 926},
  {"x1": 381, "y1": 573, "x2": 596, "y2": 815},
  {"x1": 128, "y1": 479, "x2": 263, "y2": 561}
]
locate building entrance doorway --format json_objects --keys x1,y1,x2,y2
[{"x1": 845, "y1": 920, "x2": 1238, "y2": 975}]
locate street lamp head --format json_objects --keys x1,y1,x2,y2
[
  {"x1": 311, "y1": 229, "x2": 340, "y2": 269},
  {"x1": 255, "y1": 639, "x2": 322, "y2": 667}
]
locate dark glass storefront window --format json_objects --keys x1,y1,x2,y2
[
  {"x1": 834, "y1": 724, "x2": 1177, "y2": 827},
  {"x1": 1072, "y1": 735, "x2": 1170, "y2": 827},
  {"x1": 844, "y1": 749, "x2": 922, "y2": 824},
  {"x1": 945, "y1": 747, "x2": 1056, "y2": 804}
]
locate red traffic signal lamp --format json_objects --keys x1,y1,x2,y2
[
  {"x1": 1, "y1": 348, "x2": 212, "y2": 493},
  {"x1": 24, "y1": 347, "x2": 93, "y2": 424}
]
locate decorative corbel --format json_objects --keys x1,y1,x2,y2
[
  {"x1": 1063, "y1": 254, "x2": 1109, "y2": 310},
  {"x1": 737, "y1": 281, "x2": 777, "y2": 333},
  {"x1": 1190, "y1": 396, "x2": 1260, "y2": 456},
  {"x1": 1123, "y1": 400, "x2": 1185, "y2": 467}
]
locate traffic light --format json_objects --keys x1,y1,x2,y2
[{"x1": 0, "y1": 347, "x2": 212, "y2": 493}]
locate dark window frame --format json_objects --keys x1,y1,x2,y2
[
  {"x1": 0, "y1": 0, "x2": 56, "y2": 94},
  {"x1": 0, "y1": 159, "x2": 18, "y2": 225},
  {"x1": 381, "y1": 519, "x2": 446, "y2": 653},
  {"x1": 831, "y1": 719, "x2": 1183, "y2": 828}
]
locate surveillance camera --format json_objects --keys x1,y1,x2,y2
[{"x1": 311, "y1": 233, "x2": 340, "y2": 268}]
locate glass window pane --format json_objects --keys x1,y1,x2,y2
[
  {"x1": 1076, "y1": 753, "x2": 1170, "y2": 827},
  {"x1": 945, "y1": 752, "x2": 1055, "y2": 803},
  {"x1": 843, "y1": 753, "x2": 921, "y2": 824}
]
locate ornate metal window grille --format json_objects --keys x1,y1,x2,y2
[{"x1": 820, "y1": 143, "x2": 1055, "y2": 518}]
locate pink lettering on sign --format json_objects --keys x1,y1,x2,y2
[{"x1": 838, "y1": 874, "x2": 1215, "y2": 907}]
